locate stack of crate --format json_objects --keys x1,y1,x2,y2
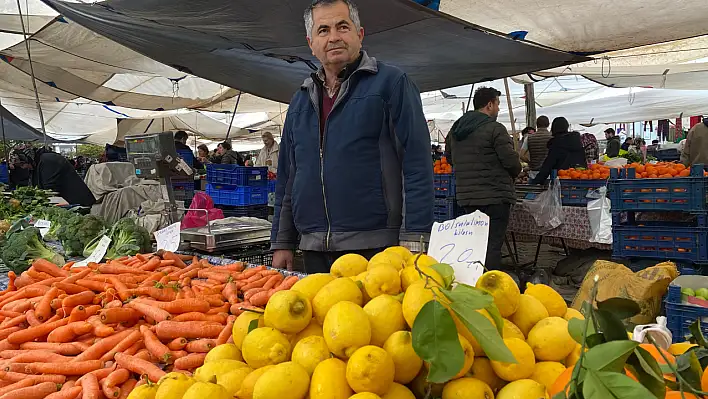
[
  {"x1": 433, "y1": 173, "x2": 462, "y2": 222},
  {"x1": 206, "y1": 164, "x2": 269, "y2": 220}
]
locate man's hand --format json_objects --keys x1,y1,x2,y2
[{"x1": 272, "y1": 249, "x2": 294, "y2": 271}]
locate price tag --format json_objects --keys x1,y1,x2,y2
[
  {"x1": 154, "y1": 222, "x2": 181, "y2": 252},
  {"x1": 427, "y1": 210, "x2": 490, "y2": 286},
  {"x1": 74, "y1": 236, "x2": 111, "y2": 268},
  {"x1": 34, "y1": 219, "x2": 51, "y2": 238}
]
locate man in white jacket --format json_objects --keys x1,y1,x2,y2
[{"x1": 255, "y1": 131, "x2": 279, "y2": 173}]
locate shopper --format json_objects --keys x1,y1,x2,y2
[
  {"x1": 530, "y1": 118, "x2": 587, "y2": 185},
  {"x1": 255, "y1": 131, "x2": 279, "y2": 173},
  {"x1": 197, "y1": 144, "x2": 210, "y2": 166},
  {"x1": 581, "y1": 133, "x2": 599, "y2": 165},
  {"x1": 271, "y1": 0, "x2": 433, "y2": 273},
  {"x1": 525, "y1": 116, "x2": 553, "y2": 178},
  {"x1": 217, "y1": 142, "x2": 244, "y2": 166},
  {"x1": 681, "y1": 117, "x2": 708, "y2": 166},
  {"x1": 446, "y1": 86, "x2": 521, "y2": 270},
  {"x1": 605, "y1": 128, "x2": 621, "y2": 157}
]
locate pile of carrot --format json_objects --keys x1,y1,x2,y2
[{"x1": 0, "y1": 250, "x2": 299, "y2": 399}]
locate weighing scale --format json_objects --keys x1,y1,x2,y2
[{"x1": 179, "y1": 217, "x2": 271, "y2": 253}]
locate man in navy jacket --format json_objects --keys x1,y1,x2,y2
[{"x1": 271, "y1": 0, "x2": 433, "y2": 273}]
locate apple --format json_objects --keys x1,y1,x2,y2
[
  {"x1": 696, "y1": 288, "x2": 708, "y2": 298},
  {"x1": 682, "y1": 288, "x2": 696, "y2": 296}
]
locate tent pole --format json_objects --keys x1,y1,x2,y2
[
  {"x1": 15, "y1": 0, "x2": 48, "y2": 147},
  {"x1": 504, "y1": 78, "x2": 518, "y2": 151},
  {"x1": 225, "y1": 92, "x2": 242, "y2": 140},
  {"x1": 524, "y1": 83, "x2": 536, "y2": 128},
  {"x1": 465, "y1": 84, "x2": 475, "y2": 113},
  {"x1": 0, "y1": 98, "x2": 8, "y2": 162}
]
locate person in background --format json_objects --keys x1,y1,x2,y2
[
  {"x1": 630, "y1": 138, "x2": 647, "y2": 162},
  {"x1": 621, "y1": 137, "x2": 633, "y2": 151},
  {"x1": 255, "y1": 131, "x2": 279, "y2": 173},
  {"x1": 174, "y1": 130, "x2": 203, "y2": 169},
  {"x1": 217, "y1": 142, "x2": 244, "y2": 165},
  {"x1": 647, "y1": 139, "x2": 660, "y2": 152},
  {"x1": 9, "y1": 144, "x2": 95, "y2": 207},
  {"x1": 211, "y1": 149, "x2": 222, "y2": 164},
  {"x1": 530, "y1": 118, "x2": 587, "y2": 185},
  {"x1": 519, "y1": 126, "x2": 534, "y2": 152},
  {"x1": 197, "y1": 144, "x2": 210, "y2": 166},
  {"x1": 446, "y1": 86, "x2": 521, "y2": 270},
  {"x1": 681, "y1": 117, "x2": 708, "y2": 166},
  {"x1": 524, "y1": 116, "x2": 552, "y2": 179},
  {"x1": 581, "y1": 133, "x2": 599, "y2": 165},
  {"x1": 271, "y1": 0, "x2": 433, "y2": 273},
  {"x1": 605, "y1": 128, "x2": 620, "y2": 158}
]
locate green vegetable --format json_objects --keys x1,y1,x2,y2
[
  {"x1": 84, "y1": 218, "x2": 151, "y2": 259},
  {"x1": 37, "y1": 207, "x2": 74, "y2": 241},
  {"x1": 57, "y1": 214, "x2": 106, "y2": 256},
  {"x1": 1, "y1": 227, "x2": 65, "y2": 273}
]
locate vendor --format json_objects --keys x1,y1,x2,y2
[
  {"x1": 174, "y1": 131, "x2": 203, "y2": 170},
  {"x1": 9, "y1": 144, "x2": 95, "y2": 207},
  {"x1": 255, "y1": 131, "x2": 279, "y2": 173},
  {"x1": 530, "y1": 117, "x2": 587, "y2": 185},
  {"x1": 605, "y1": 128, "x2": 620, "y2": 158}
]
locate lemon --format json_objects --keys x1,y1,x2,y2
[
  {"x1": 233, "y1": 311, "x2": 264, "y2": 349},
  {"x1": 291, "y1": 335, "x2": 331, "y2": 375},
  {"x1": 253, "y1": 362, "x2": 310, "y2": 399},
  {"x1": 454, "y1": 334, "x2": 475, "y2": 379},
  {"x1": 291, "y1": 318, "x2": 323, "y2": 346},
  {"x1": 155, "y1": 375, "x2": 195, "y2": 399},
  {"x1": 291, "y1": 273, "x2": 335, "y2": 302},
  {"x1": 530, "y1": 362, "x2": 566, "y2": 391},
  {"x1": 565, "y1": 343, "x2": 582, "y2": 368},
  {"x1": 475, "y1": 271, "x2": 520, "y2": 318},
  {"x1": 563, "y1": 308, "x2": 584, "y2": 322},
  {"x1": 509, "y1": 294, "x2": 549, "y2": 337},
  {"x1": 442, "y1": 377, "x2": 494, "y2": 399},
  {"x1": 127, "y1": 385, "x2": 157, "y2": 399},
  {"x1": 236, "y1": 366, "x2": 275, "y2": 399},
  {"x1": 385, "y1": 246, "x2": 414, "y2": 261},
  {"x1": 410, "y1": 366, "x2": 444, "y2": 398},
  {"x1": 310, "y1": 358, "x2": 353, "y2": 399},
  {"x1": 490, "y1": 338, "x2": 536, "y2": 382},
  {"x1": 351, "y1": 271, "x2": 372, "y2": 304},
  {"x1": 346, "y1": 346, "x2": 395, "y2": 395},
  {"x1": 183, "y1": 382, "x2": 230, "y2": 399},
  {"x1": 323, "y1": 301, "x2": 371, "y2": 359},
  {"x1": 405, "y1": 254, "x2": 438, "y2": 269},
  {"x1": 364, "y1": 295, "x2": 406, "y2": 346},
  {"x1": 525, "y1": 283, "x2": 567, "y2": 318},
  {"x1": 469, "y1": 357, "x2": 505, "y2": 392},
  {"x1": 349, "y1": 394, "x2": 382, "y2": 399},
  {"x1": 402, "y1": 280, "x2": 445, "y2": 328},
  {"x1": 194, "y1": 359, "x2": 249, "y2": 382},
  {"x1": 217, "y1": 366, "x2": 253, "y2": 396},
  {"x1": 503, "y1": 319, "x2": 525, "y2": 341},
  {"x1": 368, "y1": 252, "x2": 405, "y2": 271},
  {"x1": 313, "y1": 278, "x2": 363, "y2": 324},
  {"x1": 381, "y1": 383, "x2": 416, "y2": 399},
  {"x1": 205, "y1": 343, "x2": 243, "y2": 363},
  {"x1": 383, "y1": 331, "x2": 422, "y2": 384},
  {"x1": 400, "y1": 265, "x2": 444, "y2": 291},
  {"x1": 527, "y1": 317, "x2": 575, "y2": 361},
  {"x1": 331, "y1": 254, "x2": 369, "y2": 277},
  {"x1": 669, "y1": 342, "x2": 698, "y2": 356},
  {"x1": 364, "y1": 265, "x2": 402, "y2": 298},
  {"x1": 241, "y1": 327, "x2": 291, "y2": 369},
  {"x1": 264, "y1": 290, "x2": 313, "y2": 334},
  {"x1": 496, "y1": 379, "x2": 548, "y2": 399}
]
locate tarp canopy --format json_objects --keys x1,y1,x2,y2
[
  {"x1": 0, "y1": 102, "x2": 44, "y2": 141},
  {"x1": 41, "y1": 0, "x2": 587, "y2": 104}
]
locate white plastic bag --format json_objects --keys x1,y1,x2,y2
[
  {"x1": 587, "y1": 187, "x2": 612, "y2": 244},
  {"x1": 631, "y1": 316, "x2": 672, "y2": 350},
  {"x1": 525, "y1": 177, "x2": 563, "y2": 231}
]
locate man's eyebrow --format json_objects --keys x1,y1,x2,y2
[
  {"x1": 335, "y1": 20, "x2": 351, "y2": 26},
  {"x1": 317, "y1": 24, "x2": 329, "y2": 30}
]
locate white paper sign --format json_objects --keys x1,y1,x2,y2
[
  {"x1": 427, "y1": 210, "x2": 490, "y2": 286},
  {"x1": 34, "y1": 219, "x2": 51, "y2": 238},
  {"x1": 154, "y1": 222, "x2": 181, "y2": 252},
  {"x1": 74, "y1": 235, "x2": 111, "y2": 268}
]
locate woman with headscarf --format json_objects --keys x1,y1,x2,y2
[
  {"x1": 530, "y1": 117, "x2": 588, "y2": 185},
  {"x1": 581, "y1": 133, "x2": 599, "y2": 165}
]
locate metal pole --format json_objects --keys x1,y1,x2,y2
[
  {"x1": 225, "y1": 92, "x2": 242, "y2": 140},
  {"x1": 524, "y1": 83, "x2": 536, "y2": 128},
  {"x1": 0, "y1": 98, "x2": 8, "y2": 162},
  {"x1": 15, "y1": 0, "x2": 48, "y2": 146},
  {"x1": 503, "y1": 78, "x2": 518, "y2": 151},
  {"x1": 464, "y1": 84, "x2": 475, "y2": 113}
]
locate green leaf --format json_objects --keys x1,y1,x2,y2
[
  {"x1": 247, "y1": 319, "x2": 259, "y2": 334},
  {"x1": 583, "y1": 340, "x2": 638, "y2": 373},
  {"x1": 484, "y1": 303, "x2": 505, "y2": 336},
  {"x1": 568, "y1": 317, "x2": 596, "y2": 345},
  {"x1": 441, "y1": 286, "x2": 493, "y2": 311},
  {"x1": 676, "y1": 349, "x2": 703, "y2": 392},
  {"x1": 596, "y1": 297, "x2": 641, "y2": 320},
  {"x1": 688, "y1": 320, "x2": 708, "y2": 349},
  {"x1": 595, "y1": 309, "x2": 630, "y2": 342},
  {"x1": 659, "y1": 364, "x2": 673, "y2": 374},
  {"x1": 586, "y1": 333, "x2": 606, "y2": 348},
  {"x1": 449, "y1": 302, "x2": 515, "y2": 363},
  {"x1": 630, "y1": 346, "x2": 664, "y2": 383},
  {"x1": 583, "y1": 369, "x2": 656, "y2": 399},
  {"x1": 411, "y1": 301, "x2": 465, "y2": 383},
  {"x1": 430, "y1": 263, "x2": 455, "y2": 288}
]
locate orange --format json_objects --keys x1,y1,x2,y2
[
  {"x1": 636, "y1": 165, "x2": 646, "y2": 174},
  {"x1": 639, "y1": 344, "x2": 675, "y2": 365},
  {"x1": 680, "y1": 169, "x2": 691, "y2": 177},
  {"x1": 548, "y1": 366, "x2": 573, "y2": 397},
  {"x1": 665, "y1": 393, "x2": 699, "y2": 399}
]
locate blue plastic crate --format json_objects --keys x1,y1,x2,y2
[
  {"x1": 0, "y1": 163, "x2": 8, "y2": 184},
  {"x1": 267, "y1": 180, "x2": 276, "y2": 193},
  {"x1": 559, "y1": 179, "x2": 607, "y2": 206},
  {"x1": 665, "y1": 276, "x2": 708, "y2": 342},
  {"x1": 218, "y1": 204, "x2": 269, "y2": 220},
  {"x1": 434, "y1": 173, "x2": 455, "y2": 198},
  {"x1": 206, "y1": 184, "x2": 267, "y2": 206},
  {"x1": 608, "y1": 164, "x2": 708, "y2": 213},
  {"x1": 176, "y1": 150, "x2": 194, "y2": 167},
  {"x1": 433, "y1": 197, "x2": 462, "y2": 222},
  {"x1": 612, "y1": 222, "x2": 708, "y2": 263},
  {"x1": 171, "y1": 178, "x2": 195, "y2": 192},
  {"x1": 207, "y1": 165, "x2": 268, "y2": 186}
]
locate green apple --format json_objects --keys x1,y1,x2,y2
[
  {"x1": 695, "y1": 288, "x2": 708, "y2": 298},
  {"x1": 682, "y1": 287, "x2": 696, "y2": 296}
]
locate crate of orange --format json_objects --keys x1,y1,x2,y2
[
  {"x1": 556, "y1": 165, "x2": 609, "y2": 206},
  {"x1": 612, "y1": 221, "x2": 708, "y2": 264},
  {"x1": 433, "y1": 157, "x2": 455, "y2": 198},
  {"x1": 608, "y1": 163, "x2": 708, "y2": 213}
]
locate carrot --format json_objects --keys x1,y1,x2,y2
[
  {"x1": 117, "y1": 379, "x2": 137, "y2": 399},
  {"x1": 123, "y1": 339, "x2": 143, "y2": 356},
  {"x1": 62, "y1": 291, "x2": 95, "y2": 308},
  {"x1": 114, "y1": 353, "x2": 165, "y2": 383},
  {"x1": 73, "y1": 330, "x2": 133, "y2": 362},
  {"x1": 46, "y1": 386, "x2": 82, "y2": 399},
  {"x1": 0, "y1": 341, "x2": 17, "y2": 353},
  {"x1": 135, "y1": 299, "x2": 210, "y2": 315},
  {"x1": 172, "y1": 312, "x2": 207, "y2": 322},
  {"x1": 244, "y1": 287, "x2": 266, "y2": 302},
  {"x1": 24, "y1": 310, "x2": 40, "y2": 327},
  {"x1": 140, "y1": 325, "x2": 172, "y2": 363},
  {"x1": 100, "y1": 330, "x2": 142, "y2": 362},
  {"x1": 0, "y1": 380, "x2": 32, "y2": 397},
  {"x1": 101, "y1": 379, "x2": 120, "y2": 398},
  {"x1": 0, "y1": 370, "x2": 65, "y2": 384},
  {"x1": 166, "y1": 338, "x2": 187, "y2": 351},
  {"x1": 263, "y1": 274, "x2": 284, "y2": 291},
  {"x1": 98, "y1": 263, "x2": 145, "y2": 275},
  {"x1": 239, "y1": 275, "x2": 270, "y2": 291},
  {"x1": 0, "y1": 312, "x2": 19, "y2": 320},
  {"x1": 75, "y1": 280, "x2": 111, "y2": 293},
  {"x1": 155, "y1": 321, "x2": 223, "y2": 340},
  {"x1": 222, "y1": 263, "x2": 246, "y2": 272},
  {"x1": 134, "y1": 349, "x2": 153, "y2": 362},
  {"x1": 62, "y1": 269, "x2": 92, "y2": 284},
  {"x1": 7, "y1": 317, "x2": 68, "y2": 344},
  {"x1": 162, "y1": 252, "x2": 186, "y2": 269},
  {"x1": 126, "y1": 302, "x2": 171, "y2": 323},
  {"x1": 11, "y1": 351, "x2": 68, "y2": 363},
  {"x1": 185, "y1": 339, "x2": 216, "y2": 353},
  {"x1": 19, "y1": 342, "x2": 84, "y2": 356},
  {"x1": 25, "y1": 360, "x2": 103, "y2": 375},
  {"x1": 80, "y1": 373, "x2": 99, "y2": 399},
  {"x1": 0, "y1": 381, "x2": 58, "y2": 399},
  {"x1": 249, "y1": 291, "x2": 270, "y2": 306},
  {"x1": 86, "y1": 316, "x2": 114, "y2": 338},
  {"x1": 105, "y1": 369, "x2": 130, "y2": 388},
  {"x1": 0, "y1": 314, "x2": 25, "y2": 329},
  {"x1": 235, "y1": 266, "x2": 266, "y2": 280},
  {"x1": 174, "y1": 353, "x2": 206, "y2": 370},
  {"x1": 59, "y1": 380, "x2": 76, "y2": 391},
  {"x1": 47, "y1": 322, "x2": 92, "y2": 343},
  {"x1": 84, "y1": 365, "x2": 116, "y2": 381},
  {"x1": 278, "y1": 276, "x2": 299, "y2": 290},
  {"x1": 139, "y1": 257, "x2": 161, "y2": 273},
  {"x1": 170, "y1": 350, "x2": 188, "y2": 360},
  {"x1": 136, "y1": 287, "x2": 177, "y2": 302},
  {"x1": 216, "y1": 316, "x2": 236, "y2": 345},
  {"x1": 13, "y1": 274, "x2": 35, "y2": 289},
  {"x1": 53, "y1": 283, "x2": 89, "y2": 295},
  {"x1": 197, "y1": 295, "x2": 225, "y2": 307},
  {"x1": 2, "y1": 273, "x2": 16, "y2": 294},
  {"x1": 2, "y1": 300, "x2": 33, "y2": 314},
  {"x1": 99, "y1": 308, "x2": 140, "y2": 324},
  {"x1": 32, "y1": 259, "x2": 68, "y2": 278}
]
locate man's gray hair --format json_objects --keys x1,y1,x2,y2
[{"x1": 304, "y1": 0, "x2": 361, "y2": 38}]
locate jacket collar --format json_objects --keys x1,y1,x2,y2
[{"x1": 302, "y1": 50, "x2": 378, "y2": 90}]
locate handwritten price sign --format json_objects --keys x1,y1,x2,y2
[{"x1": 427, "y1": 210, "x2": 490, "y2": 286}]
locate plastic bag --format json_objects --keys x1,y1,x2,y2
[
  {"x1": 181, "y1": 192, "x2": 224, "y2": 229},
  {"x1": 524, "y1": 177, "x2": 563, "y2": 231},
  {"x1": 631, "y1": 316, "x2": 672, "y2": 350},
  {"x1": 587, "y1": 187, "x2": 612, "y2": 244}
]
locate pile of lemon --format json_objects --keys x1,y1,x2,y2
[{"x1": 163, "y1": 247, "x2": 581, "y2": 399}]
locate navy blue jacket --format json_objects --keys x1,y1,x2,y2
[{"x1": 271, "y1": 52, "x2": 433, "y2": 252}]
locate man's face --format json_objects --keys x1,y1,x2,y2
[
  {"x1": 486, "y1": 98, "x2": 500, "y2": 118},
  {"x1": 605, "y1": 132, "x2": 613, "y2": 140},
  {"x1": 217, "y1": 145, "x2": 225, "y2": 155},
  {"x1": 263, "y1": 135, "x2": 274, "y2": 147},
  {"x1": 307, "y1": 2, "x2": 364, "y2": 70}
]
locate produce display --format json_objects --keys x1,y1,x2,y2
[
  {"x1": 433, "y1": 157, "x2": 452, "y2": 174},
  {"x1": 558, "y1": 162, "x2": 702, "y2": 180},
  {"x1": 515, "y1": 165, "x2": 530, "y2": 184}
]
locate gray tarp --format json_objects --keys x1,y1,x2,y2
[
  {"x1": 0, "y1": 103, "x2": 44, "y2": 141},
  {"x1": 41, "y1": 0, "x2": 588, "y2": 103}
]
